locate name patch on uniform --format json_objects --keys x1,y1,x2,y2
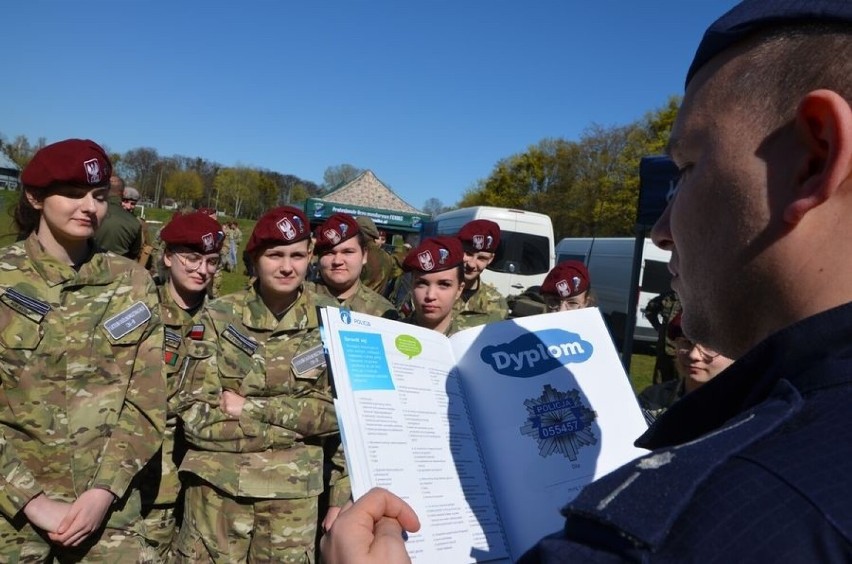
[
  {"x1": 223, "y1": 324, "x2": 258, "y2": 356},
  {"x1": 0, "y1": 288, "x2": 52, "y2": 323},
  {"x1": 103, "y1": 302, "x2": 152, "y2": 340},
  {"x1": 164, "y1": 328, "x2": 182, "y2": 349},
  {"x1": 292, "y1": 344, "x2": 326, "y2": 377},
  {"x1": 189, "y1": 324, "x2": 205, "y2": 340}
]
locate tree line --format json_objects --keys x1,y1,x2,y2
[{"x1": 1, "y1": 96, "x2": 677, "y2": 227}]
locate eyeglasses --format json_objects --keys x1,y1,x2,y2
[
  {"x1": 544, "y1": 297, "x2": 586, "y2": 312},
  {"x1": 175, "y1": 252, "x2": 220, "y2": 273},
  {"x1": 675, "y1": 339, "x2": 720, "y2": 362}
]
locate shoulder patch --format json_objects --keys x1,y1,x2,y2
[
  {"x1": 0, "y1": 288, "x2": 52, "y2": 323},
  {"x1": 223, "y1": 324, "x2": 258, "y2": 356},
  {"x1": 103, "y1": 301, "x2": 152, "y2": 340}
]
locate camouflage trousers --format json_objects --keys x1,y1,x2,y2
[
  {"x1": 173, "y1": 479, "x2": 318, "y2": 563},
  {"x1": 0, "y1": 516, "x2": 159, "y2": 563},
  {"x1": 141, "y1": 505, "x2": 177, "y2": 562}
]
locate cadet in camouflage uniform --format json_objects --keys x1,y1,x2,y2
[
  {"x1": 176, "y1": 206, "x2": 348, "y2": 563},
  {"x1": 455, "y1": 219, "x2": 508, "y2": 326},
  {"x1": 540, "y1": 261, "x2": 597, "y2": 312},
  {"x1": 141, "y1": 211, "x2": 225, "y2": 560},
  {"x1": 0, "y1": 139, "x2": 165, "y2": 561},
  {"x1": 355, "y1": 216, "x2": 396, "y2": 295},
  {"x1": 644, "y1": 289, "x2": 682, "y2": 384},
  {"x1": 401, "y1": 236, "x2": 471, "y2": 336},
  {"x1": 312, "y1": 213, "x2": 398, "y2": 319}
]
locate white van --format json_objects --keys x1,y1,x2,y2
[
  {"x1": 424, "y1": 207, "x2": 555, "y2": 297},
  {"x1": 554, "y1": 237, "x2": 672, "y2": 345}
]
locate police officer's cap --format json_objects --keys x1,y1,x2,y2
[{"x1": 687, "y1": 0, "x2": 852, "y2": 87}]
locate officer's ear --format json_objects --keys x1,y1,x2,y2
[{"x1": 784, "y1": 89, "x2": 852, "y2": 224}]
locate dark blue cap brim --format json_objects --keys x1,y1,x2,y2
[{"x1": 687, "y1": 0, "x2": 852, "y2": 87}]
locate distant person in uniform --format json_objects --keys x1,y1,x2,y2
[
  {"x1": 539, "y1": 260, "x2": 596, "y2": 312},
  {"x1": 644, "y1": 289, "x2": 682, "y2": 384},
  {"x1": 142, "y1": 211, "x2": 224, "y2": 560},
  {"x1": 320, "y1": 2, "x2": 852, "y2": 561},
  {"x1": 401, "y1": 236, "x2": 468, "y2": 336},
  {"x1": 638, "y1": 312, "x2": 734, "y2": 424},
  {"x1": 122, "y1": 185, "x2": 156, "y2": 269},
  {"x1": 93, "y1": 173, "x2": 143, "y2": 259},
  {"x1": 454, "y1": 219, "x2": 508, "y2": 326},
  {"x1": 176, "y1": 206, "x2": 348, "y2": 562},
  {"x1": 313, "y1": 212, "x2": 398, "y2": 319},
  {"x1": 357, "y1": 216, "x2": 396, "y2": 295},
  {"x1": 0, "y1": 139, "x2": 165, "y2": 561}
]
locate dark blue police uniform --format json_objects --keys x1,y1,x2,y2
[{"x1": 520, "y1": 302, "x2": 852, "y2": 562}]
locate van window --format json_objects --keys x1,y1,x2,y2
[
  {"x1": 490, "y1": 232, "x2": 551, "y2": 276},
  {"x1": 556, "y1": 253, "x2": 587, "y2": 265}
]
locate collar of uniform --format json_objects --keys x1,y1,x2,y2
[
  {"x1": 243, "y1": 283, "x2": 321, "y2": 331},
  {"x1": 638, "y1": 300, "x2": 852, "y2": 450},
  {"x1": 157, "y1": 283, "x2": 198, "y2": 327},
  {"x1": 23, "y1": 232, "x2": 109, "y2": 286}
]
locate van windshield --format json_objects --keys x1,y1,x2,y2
[{"x1": 490, "y1": 231, "x2": 550, "y2": 276}]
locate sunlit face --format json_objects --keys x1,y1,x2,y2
[
  {"x1": 318, "y1": 237, "x2": 367, "y2": 292},
  {"x1": 29, "y1": 185, "x2": 108, "y2": 243},
  {"x1": 164, "y1": 249, "x2": 219, "y2": 294},
  {"x1": 462, "y1": 250, "x2": 494, "y2": 284},
  {"x1": 411, "y1": 269, "x2": 464, "y2": 330},
  {"x1": 650, "y1": 50, "x2": 794, "y2": 356},
  {"x1": 543, "y1": 291, "x2": 590, "y2": 312},
  {"x1": 673, "y1": 336, "x2": 734, "y2": 392},
  {"x1": 254, "y1": 240, "x2": 312, "y2": 299}
]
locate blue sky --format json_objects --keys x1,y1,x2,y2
[{"x1": 3, "y1": 1, "x2": 738, "y2": 209}]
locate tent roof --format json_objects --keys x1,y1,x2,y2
[
  {"x1": 0, "y1": 152, "x2": 19, "y2": 171},
  {"x1": 322, "y1": 170, "x2": 422, "y2": 214}
]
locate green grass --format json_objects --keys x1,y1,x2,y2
[{"x1": 626, "y1": 351, "x2": 655, "y2": 395}]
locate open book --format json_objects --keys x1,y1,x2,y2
[{"x1": 319, "y1": 306, "x2": 648, "y2": 562}]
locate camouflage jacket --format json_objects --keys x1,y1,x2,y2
[
  {"x1": 180, "y1": 285, "x2": 350, "y2": 504},
  {"x1": 0, "y1": 234, "x2": 166, "y2": 525},
  {"x1": 637, "y1": 378, "x2": 685, "y2": 425},
  {"x1": 360, "y1": 240, "x2": 396, "y2": 295},
  {"x1": 312, "y1": 280, "x2": 399, "y2": 319},
  {"x1": 454, "y1": 279, "x2": 508, "y2": 326},
  {"x1": 140, "y1": 285, "x2": 209, "y2": 506}
]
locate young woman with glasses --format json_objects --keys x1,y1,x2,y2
[{"x1": 140, "y1": 210, "x2": 225, "y2": 559}]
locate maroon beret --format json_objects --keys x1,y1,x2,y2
[
  {"x1": 161, "y1": 212, "x2": 224, "y2": 254},
  {"x1": 403, "y1": 236, "x2": 464, "y2": 273},
  {"x1": 541, "y1": 260, "x2": 590, "y2": 298},
  {"x1": 21, "y1": 139, "x2": 112, "y2": 190},
  {"x1": 246, "y1": 206, "x2": 310, "y2": 254},
  {"x1": 458, "y1": 219, "x2": 501, "y2": 253},
  {"x1": 314, "y1": 213, "x2": 360, "y2": 251}
]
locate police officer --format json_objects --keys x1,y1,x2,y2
[
  {"x1": 401, "y1": 236, "x2": 469, "y2": 336},
  {"x1": 454, "y1": 219, "x2": 508, "y2": 326},
  {"x1": 0, "y1": 139, "x2": 165, "y2": 561},
  {"x1": 176, "y1": 206, "x2": 348, "y2": 562},
  {"x1": 313, "y1": 212, "x2": 398, "y2": 319},
  {"x1": 141, "y1": 211, "x2": 225, "y2": 559}
]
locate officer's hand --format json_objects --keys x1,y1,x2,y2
[
  {"x1": 320, "y1": 487, "x2": 420, "y2": 564},
  {"x1": 23, "y1": 493, "x2": 71, "y2": 533},
  {"x1": 220, "y1": 389, "x2": 246, "y2": 417},
  {"x1": 48, "y1": 488, "x2": 115, "y2": 547}
]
